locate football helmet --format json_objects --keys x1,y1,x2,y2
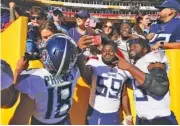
[{"x1": 39, "y1": 33, "x2": 78, "y2": 77}]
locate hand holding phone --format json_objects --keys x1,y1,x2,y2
[{"x1": 92, "y1": 35, "x2": 101, "y2": 45}]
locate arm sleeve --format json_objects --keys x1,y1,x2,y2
[
  {"x1": 76, "y1": 54, "x2": 93, "y2": 85},
  {"x1": 140, "y1": 67, "x2": 169, "y2": 97},
  {"x1": 175, "y1": 26, "x2": 180, "y2": 42},
  {"x1": 15, "y1": 75, "x2": 34, "y2": 100},
  {"x1": 1, "y1": 60, "x2": 13, "y2": 90}
]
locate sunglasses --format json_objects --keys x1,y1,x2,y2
[
  {"x1": 53, "y1": 12, "x2": 63, "y2": 16},
  {"x1": 104, "y1": 25, "x2": 113, "y2": 29},
  {"x1": 31, "y1": 16, "x2": 41, "y2": 20}
]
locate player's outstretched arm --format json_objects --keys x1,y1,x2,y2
[
  {"x1": 9, "y1": 2, "x2": 17, "y2": 23},
  {"x1": 13, "y1": 57, "x2": 29, "y2": 85},
  {"x1": 76, "y1": 35, "x2": 94, "y2": 85},
  {"x1": 121, "y1": 82, "x2": 133, "y2": 125},
  {"x1": 114, "y1": 54, "x2": 169, "y2": 97},
  {"x1": 9, "y1": 93, "x2": 34, "y2": 125},
  {"x1": 151, "y1": 42, "x2": 180, "y2": 50},
  {"x1": 76, "y1": 54, "x2": 93, "y2": 85},
  {"x1": 163, "y1": 42, "x2": 180, "y2": 49}
]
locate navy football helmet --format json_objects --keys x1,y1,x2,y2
[{"x1": 39, "y1": 33, "x2": 78, "y2": 77}]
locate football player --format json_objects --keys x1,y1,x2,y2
[
  {"x1": 148, "y1": 0, "x2": 180, "y2": 49},
  {"x1": 115, "y1": 38, "x2": 178, "y2": 125},
  {"x1": 77, "y1": 38, "x2": 133, "y2": 125},
  {"x1": 1, "y1": 60, "x2": 18, "y2": 108},
  {"x1": 9, "y1": 34, "x2": 80, "y2": 125}
]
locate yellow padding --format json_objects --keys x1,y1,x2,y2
[
  {"x1": 1, "y1": 17, "x2": 27, "y2": 72},
  {"x1": 166, "y1": 50, "x2": 180, "y2": 124},
  {"x1": 1, "y1": 17, "x2": 28, "y2": 124}
]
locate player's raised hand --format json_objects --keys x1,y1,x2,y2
[
  {"x1": 151, "y1": 42, "x2": 161, "y2": 51},
  {"x1": 13, "y1": 57, "x2": 29, "y2": 85},
  {"x1": 146, "y1": 33, "x2": 155, "y2": 40},
  {"x1": 113, "y1": 53, "x2": 132, "y2": 70},
  {"x1": 77, "y1": 35, "x2": 93, "y2": 50},
  {"x1": 15, "y1": 57, "x2": 29, "y2": 74}
]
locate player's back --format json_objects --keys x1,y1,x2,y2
[
  {"x1": 133, "y1": 51, "x2": 171, "y2": 119},
  {"x1": 16, "y1": 67, "x2": 80, "y2": 124},
  {"x1": 87, "y1": 55, "x2": 128, "y2": 113},
  {"x1": 149, "y1": 18, "x2": 180, "y2": 45}
]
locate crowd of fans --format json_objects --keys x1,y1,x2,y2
[{"x1": 1, "y1": 1, "x2": 180, "y2": 59}]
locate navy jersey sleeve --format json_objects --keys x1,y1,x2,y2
[
  {"x1": 15, "y1": 74, "x2": 34, "y2": 99},
  {"x1": 1, "y1": 60, "x2": 13, "y2": 90},
  {"x1": 168, "y1": 23, "x2": 180, "y2": 43},
  {"x1": 175, "y1": 26, "x2": 180, "y2": 42}
]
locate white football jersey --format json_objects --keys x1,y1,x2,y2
[
  {"x1": 115, "y1": 39, "x2": 130, "y2": 62},
  {"x1": 16, "y1": 67, "x2": 80, "y2": 124},
  {"x1": 86, "y1": 55, "x2": 129, "y2": 113},
  {"x1": 1, "y1": 60, "x2": 13, "y2": 90},
  {"x1": 128, "y1": 51, "x2": 171, "y2": 120}
]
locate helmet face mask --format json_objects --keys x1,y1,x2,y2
[{"x1": 40, "y1": 33, "x2": 78, "y2": 77}]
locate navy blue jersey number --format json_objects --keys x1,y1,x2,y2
[
  {"x1": 44, "y1": 80, "x2": 72, "y2": 119},
  {"x1": 133, "y1": 79, "x2": 165, "y2": 101},
  {"x1": 96, "y1": 76, "x2": 122, "y2": 99}
]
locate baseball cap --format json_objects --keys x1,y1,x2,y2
[
  {"x1": 75, "y1": 10, "x2": 90, "y2": 19},
  {"x1": 52, "y1": 8, "x2": 63, "y2": 16},
  {"x1": 155, "y1": 0, "x2": 180, "y2": 12}
]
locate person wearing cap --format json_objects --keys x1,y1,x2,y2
[
  {"x1": 148, "y1": 0, "x2": 180, "y2": 50},
  {"x1": 68, "y1": 10, "x2": 90, "y2": 43},
  {"x1": 115, "y1": 38, "x2": 178, "y2": 125},
  {"x1": 52, "y1": 8, "x2": 68, "y2": 34}
]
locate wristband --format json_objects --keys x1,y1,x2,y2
[
  {"x1": 159, "y1": 42, "x2": 164, "y2": 48},
  {"x1": 125, "y1": 115, "x2": 133, "y2": 121}
]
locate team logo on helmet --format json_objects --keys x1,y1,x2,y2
[
  {"x1": 41, "y1": 49, "x2": 57, "y2": 74},
  {"x1": 40, "y1": 33, "x2": 78, "y2": 77}
]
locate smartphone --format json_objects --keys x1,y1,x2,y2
[{"x1": 92, "y1": 35, "x2": 101, "y2": 45}]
